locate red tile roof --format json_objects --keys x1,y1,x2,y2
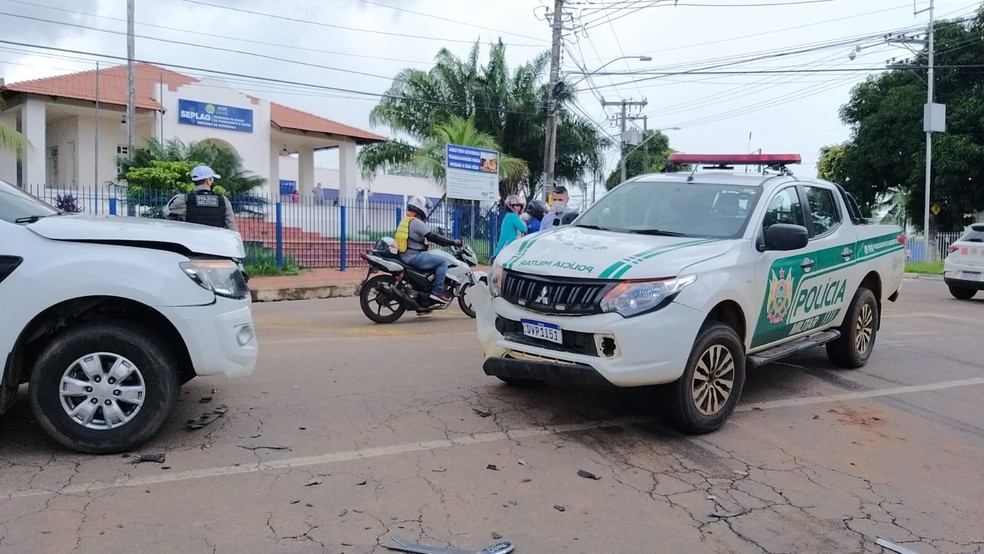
[
  {"x1": 271, "y1": 102, "x2": 384, "y2": 143},
  {"x1": 1, "y1": 63, "x2": 385, "y2": 143}
]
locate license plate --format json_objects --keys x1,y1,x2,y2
[
  {"x1": 962, "y1": 271, "x2": 981, "y2": 281},
  {"x1": 521, "y1": 319, "x2": 563, "y2": 344}
]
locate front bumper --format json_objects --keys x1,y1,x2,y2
[
  {"x1": 159, "y1": 298, "x2": 258, "y2": 378},
  {"x1": 475, "y1": 286, "x2": 702, "y2": 387}
]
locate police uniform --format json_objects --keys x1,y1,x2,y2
[{"x1": 164, "y1": 165, "x2": 238, "y2": 232}]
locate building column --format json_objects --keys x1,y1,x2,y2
[
  {"x1": 21, "y1": 98, "x2": 46, "y2": 187},
  {"x1": 298, "y1": 146, "x2": 314, "y2": 197},
  {"x1": 269, "y1": 143, "x2": 281, "y2": 200},
  {"x1": 338, "y1": 140, "x2": 357, "y2": 205}
]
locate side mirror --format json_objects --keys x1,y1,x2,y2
[{"x1": 762, "y1": 224, "x2": 809, "y2": 251}]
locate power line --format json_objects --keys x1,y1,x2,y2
[
  {"x1": 3, "y1": 0, "x2": 434, "y2": 66},
  {"x1": 173, "y1": 0, "x2": 547, "y2": 47},
  {"x1": 352, "y1": 0, "x2": 547, "y2": 42}
]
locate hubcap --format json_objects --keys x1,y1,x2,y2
[
  {"x1": 692, "y1": 344, "x2": 735, "y2": 416},
  {"x1": 854, "y1": 303, "x2": 874, "y2": 354},
  {"x1": 59, "y1": 353, "x2": 146, "y2": 430}
]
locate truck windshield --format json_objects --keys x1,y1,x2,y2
[
  {"x1": 575, "y1": 180, "x2": 762, "y2": 239},
  {"x1": 0, "y1": 179, "x2": 60, "y2": 223}
]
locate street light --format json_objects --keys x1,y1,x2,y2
[{"x1": 542, "y1": 55, "x2": 653, "y2": 200}]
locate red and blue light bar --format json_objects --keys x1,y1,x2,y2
[{"x1": 667, "y1": 153, "x2": 802, "y2": 165}]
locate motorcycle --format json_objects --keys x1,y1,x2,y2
[{"x1": 358, "y1": 238, "x2": 487, "y2": 324}]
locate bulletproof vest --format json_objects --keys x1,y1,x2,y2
[{"x1": 184, "y1": 190, "x2": 227, "y2": 228}]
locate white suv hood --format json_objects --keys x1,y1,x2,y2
[
  {"x1": 26, "y1": 215, "x2": 245, "y2": 258},
  {"x1": 497, "y1": 226, "x2": 733, "y2": 279}
]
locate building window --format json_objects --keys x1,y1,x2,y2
[
  {"x1": 46, "y1": 146, "x2": 58, "y2": 186},
  {"x1": 116, "y1": 145, "x2": 128, "y2": 179}
]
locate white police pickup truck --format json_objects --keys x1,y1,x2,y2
[
  {"x1": 476, "y1": 154, "x2": 904, "y2": 434},
  {"x1": 1, "y1": 180, "x2": 257, "y2": 453}
]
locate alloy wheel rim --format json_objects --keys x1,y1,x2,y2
[
  {"x1": 692, "y1": 344, "x2": 736, "y2": 416},
  {"x1": 854, "y1": 303, "x2": 874, "y2": 354},
  {"x1": 59, "y1": 352, "x2": 146, "y2": 430},
  {"x1": 368, "y1": 282, "x2": 401, "y2": 317}
]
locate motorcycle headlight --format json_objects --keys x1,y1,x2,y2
[
  {"x1": 489, "y1": 263, "x2": 505, "y2": 297},
  {"x1": 180, "y1": 259, "x2": 249, "y2": 300},
  {"x1": 599, "y1": 275, "x2": 696, "y2": 318}
]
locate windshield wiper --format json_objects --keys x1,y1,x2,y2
[
  {"x1": 14, "y1": 214, "x2": 55, "y2": 224},
  {"x1": 630, "y1": 228, "x2": 689, "y2": 237},
  {"x1": 576, "y1": 224, "x2": 621, "y2": 232}
]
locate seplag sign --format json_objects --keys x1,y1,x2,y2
[
  {"x1": 445, "y1": 143, "x2": 499, "y2": 201},
  {"x1": 178, "y1": 99, "x2": 254, "y2": 133}
]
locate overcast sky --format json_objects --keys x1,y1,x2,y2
[{"x1": 0, "y1": 0, "x2": 978, "y2": 182}]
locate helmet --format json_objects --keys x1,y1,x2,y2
[
  {"x1": 526, "y1": 199, "x2": 548, "y2": 220},
  {"x1": 373, "y1": 237, "x2": 398, "y2": 256},
  {"x1": 505, "y1": 194, "x2": 525, "y2": 209},
  {"x1": 407, "y1": 195, "x2": 432, "y2": 219}
]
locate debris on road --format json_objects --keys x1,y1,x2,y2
[
  {"x1": 732, "y1": 470, "x2": 749, "y2": 477},
  {"x1": 386, "y1": 534, "x2": 515, "y2": 554},
  {"x1": 338, "y1": 509, "x2": 348, "y2": 517},
  {"x1": 238, "y1": 444, "x2": 291, "y2": 452},
  {"x1": 875, "y1": 537, "x2": 923, "y2": 554},
  {"x1": 492, "y1": 532, "x2": 503, "y2": 540},
  {"x1": 709, "y1": 506, "x2": 747, "y2": 518},
  {"x1": 186, "y1": 404, "x2": 229, "y2": 430},
  {"x1": 517, "y1": 459, "x2": 526, "y2": 466},
  {"x1": 199, "y1": 396, "x2": 213, "y2": 404},
  {"x1": 355, "y1": 480, "x2": 367, "y2": 486},
  {"x1": 472, "y1": 408, "x2": 493, "y2": 418},
  {"x1": 553, "y1": 505, "x2": 566, "y2": 512},
  {"x1": 131, "y1": 453, "x2": 165, "y2": 464},
  {"x1": 577, "y1": 469, "x2": 601, "y2": 480},
  {"x1": 304, "y1": 479, "x2": 323, "y2": 487},
  {"x1": 486, "y1": 464, "x2": 499, "y2": 471}
]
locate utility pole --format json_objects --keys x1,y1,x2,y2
[
  {"x1": 126, "y1": 0, "x2": 135, "y2": 161},
  {"x1": 923, "y1": 0, "x2": 935, "y2": 261},
  {"x1": 541, "y1": 0, "x2": 564, "y2": 201},
  {"x1": 603, "y1": 98, "x2": 647, "y2": 184}
]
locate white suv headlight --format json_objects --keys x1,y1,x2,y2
[
  {"x1": 180, "y1": 259, "x2": 249, "y2": 299},
  {"x1": 600, "y1": 275, "x2": 697, "y2": 317}
]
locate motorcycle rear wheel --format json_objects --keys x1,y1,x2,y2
[{"x1": 360, "y1": 275, "x2": 406, "y2": 324}]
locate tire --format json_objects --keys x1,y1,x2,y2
[
  {"x1": 29, "y1": 320, "x2": 180, "y2": 454},
  {"x1": 360, "y1": 274, "x2": 406, "y2": 324},
  {"x1": 457, "y1": 277, "x2": 487, "y2": 319},
  {"x1": 826, "y1": 287, "x2": 878, "y2": 368},
  {"x1": 948, "y1": 285, "x2": 977, "y2": 300},
  {"x1": 666, "y1": 322, "x2": 746, "y2": 434}
]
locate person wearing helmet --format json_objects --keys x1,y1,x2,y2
[
  {"x1": 493, "y1": 194, "x2": 528, "y2": 260},
  {"x1": 524, "y1": 199, "x2": 549, "y2": 233},
  {"x1": 164, "y1": 165, "x2": 238, "y2": 232},
  {"x1": 395, "y1": 195, "x2": 462, "y2": 304}
]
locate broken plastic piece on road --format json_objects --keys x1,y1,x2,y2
[
  {"x1": 385, "y1": 534, "x2": 514, "y2": 554},
  {"x1": 186, "y1": 404, "x2": 229, "y2": 430},
  {"x1": 710, "y1": 506, "x2": 747, "y2": 518},
  {"x1": 577, "y1": 469, "x2": 601, "y2": 480},
  {"x1": 875, "y1": 537, "x2": 923, "y2": 554},
  {"x1": 131, "y1": 453, "x2": 165, "y2": 464},
  {"x1": 472, "y1": 408, "x2": 493, "y2": 418},
  {"x1": 237, "y1": 444, "x2": 290, "y2": 451}
]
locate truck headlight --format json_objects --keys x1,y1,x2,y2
[
  {"x1": 600, "y1": 275, "x2": 696, "y2": 317},
  {"x1": 180, "y1": 259, "x2": 249, "y2": 300},
  {"x1": 489, "y1": 263, "x2": 505, "y2": 297}
]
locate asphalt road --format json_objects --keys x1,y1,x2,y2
[{"x1": 1, "y1": 279, "x2": 982, "y2": 554}]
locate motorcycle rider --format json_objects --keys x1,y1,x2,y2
[{"x1": 396, "y1": 196, "x2": 462, "y2": 304}]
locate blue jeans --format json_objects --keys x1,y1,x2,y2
[{"x1": 406, "y1": 251, "x2": 447, "y2": 295}]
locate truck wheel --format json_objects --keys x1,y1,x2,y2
[
  {"x1": 360, "y1": 274, "x2": 406, "y2": 323},
  {"x1": 29, "y1": 321, "x2": 180, "y2": 454},
  {"x1": 948, "y1": 285, "x2": 977, "y2": 300},
  {"x1": 826, "y1": 287, "x2": 878, "y2": 368},
  {"x1": 666, "y1": 322, "x2": 745, "y2": 434}
]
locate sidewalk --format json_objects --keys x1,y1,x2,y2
[{"x1": 249, "y1": 268, "x2": 939, "y2": 303}]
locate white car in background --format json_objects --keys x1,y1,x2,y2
[{"x1": 943, "y1": 222, "x2": 984, "y2": 300}]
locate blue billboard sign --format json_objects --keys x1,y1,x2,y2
[{"x1": 178, "y1": 99, "x2": 254, "y2": 133}]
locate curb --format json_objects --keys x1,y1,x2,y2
[
  {"x1": 903, "y1": 272, "x2": 943, "y2": 281},
  {"x1": 250, "y1": 283, "x2": 358, "y2": 302}
]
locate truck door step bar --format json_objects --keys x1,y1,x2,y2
[{"x1": 747, "y1": 330, "x2": 841, "y2": 368}]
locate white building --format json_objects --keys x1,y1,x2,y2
[{"x1": 0, "y1": 62, "x2": 442, "y2": 203}]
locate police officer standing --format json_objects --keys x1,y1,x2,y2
[{"x1": 164, "y1": 165, "x2": 239, "y2": 232}]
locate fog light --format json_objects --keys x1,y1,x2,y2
[{"x1": 236, "y1": 324, "x2": 255, "y2": 346}]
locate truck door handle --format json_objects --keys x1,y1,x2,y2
[
  {"x1": 800, "y1": 258, "x2": 816, "y2": 270},
  {"x1": 841, "y1": 247, "x2": 853, "y2": 260}
]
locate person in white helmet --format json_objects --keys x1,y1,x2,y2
[
  {"x1": 164, "y1": 165, "x2": 238, "y2": 232},
  {"x1": 394, "y1": 195, "x2": 462, "y2": 304}
]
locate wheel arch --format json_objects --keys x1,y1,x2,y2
[
  {"x1": 859, "y1": 271, "x2": 883, "y2": 328},
  {"x1": 5, "y1": 296, "x2": 194, "y2": 394},
  {"x1": 702, "y1": 300, "x2": 748, "y2": 350}
]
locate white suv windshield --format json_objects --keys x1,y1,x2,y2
[
  {"x1": 576, "y1": 180, "x2": 762, "y2": 238},
  {"x1": 0, "y1": 179, "x2": 59, "y2": 223}
]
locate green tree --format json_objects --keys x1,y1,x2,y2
[
  {"x1": 836, "y1": 7, "x2": 984, "y2": 231},
  {"x1": 604, "y1": 130, "x2": 672, "y2": 189},
  {"x1": 361, "y1": 40, "x2": 609, "y2": 201},
  {"x1": 119, "y1": 138, "x2": 265, "y2": 195},
  {"x1": 0, "y1": 99, "x2": 29, "y2": 158}
]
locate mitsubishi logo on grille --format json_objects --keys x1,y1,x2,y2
[{"x1": 535, "y1": 285, "x2": 551, "y2": 305}]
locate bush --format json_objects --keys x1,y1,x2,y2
[{"x1": 244, "y1": 243, "x2": 301, "y2": 276}]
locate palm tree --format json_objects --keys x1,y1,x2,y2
[
  {"x1": 362, "y1": 40, "x2": 608, "y2": 200},
  {"x1": 119, "y1": 138, "x2": 265, "y2": 194},
  {"x1": 0, "y1": 99, "x2": 29, "y2": 159}
]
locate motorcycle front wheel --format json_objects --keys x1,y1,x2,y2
[
  {"x1": 360, "y1": 274, "x2": 406, "y2": 323},
  {"x1": 457, "y1": 276, "x2": 487, "y2": 319}
]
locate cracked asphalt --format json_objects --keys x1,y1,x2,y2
[{"x1": 1, "y1": 279, "x2": 983, "y2": 554}]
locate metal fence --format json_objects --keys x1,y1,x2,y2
[
  {"x1": 23, "y1": 185, "x2": 502, "y2": 269},
  {"x1": 905, "y1": 232, "x2": 962, "y2": 263}
]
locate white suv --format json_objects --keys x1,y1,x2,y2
[
  {"x1": 943, "y1": 222, "x2": 984, "y2": 299},
  {"x1": 0, "y1": 180, "x2": 257, "y2": 453}
]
